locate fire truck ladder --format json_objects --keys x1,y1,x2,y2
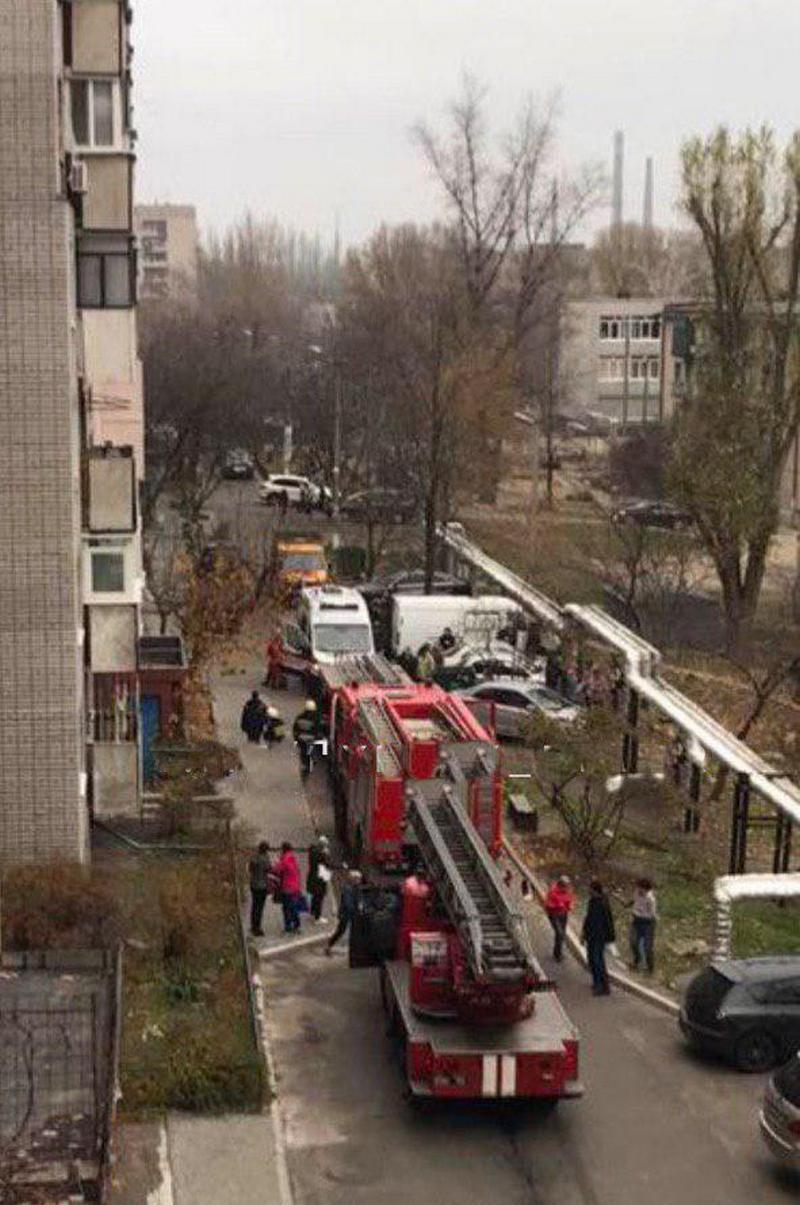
[
  {"x1": 359, "y1": 696, "x2": 401, "y2": 749},
  {"x1": 407, "y1": 780, "x2": 540, "y2": 985}
]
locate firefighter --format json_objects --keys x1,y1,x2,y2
[
  {"x1": 263, "y1": 705, "x2": 285, "y2": 746},
  {"x1": 324, "y1": 869, "x2": 362, "y2": 955},
  {"x1": 240, "y1": 691, "x2": 267, "y2": 743},
  {"x1": 293, "y1": 699, "x2": 320, "y2": 780}
]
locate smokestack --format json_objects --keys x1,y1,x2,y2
[
  {"x1": 612, "y1": 130, "x2": 624, "y2": 229},
  {"x1": 643, "y1": 157, "x2": 654, "y2": 229}
]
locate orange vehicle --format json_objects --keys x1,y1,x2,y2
[{"x1": 271, "y1": 534, "x2": 328, "y2": 599}]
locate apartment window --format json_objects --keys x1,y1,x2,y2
[
  {"x1": 91, "y1": 551, "x2": 125, "y2": 593},
  {"x1": 600, "y1": 314, "x2": 662, "y2": 341},
  {"x1": 77, "y1": 235, "x2": 135, "y2": 308},
  {"x1": 142, "y1": 219, "x2": 168, "y2": 239},
  {"x1": 599, "y1": 357, "x2": 624, "y2": 381},
  {"x1": 628, "y1": 356, "x2": 661, "y2": 380},
  {"x1": 84, "y1": 537, "x2": 136, "y2": 602},
  {"x1": 71, "y1": 78, "x2": 118, "y2": 148}
]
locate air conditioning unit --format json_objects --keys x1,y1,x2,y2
[{"x1": 69, "y1": 159, "x2": 88, "y2": 195}]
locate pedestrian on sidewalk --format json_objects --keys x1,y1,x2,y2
[
  {"x1": 544, "y1": 875, "x2": 574, "y2": 962},
  {"x1": 275, "y1": 841, "x2": 303, "y2": 933},
  {"x1": 307, "y1": 835, "x2": 331, "y2": 922},
  {"x1": 248, "y1": 841, "x2": 273, "y2": 937},
  {"x1": 628, "y1": 878, "x2": 657, "y2": 973},
  {"x1": 325, "y1": 869, "x2": 362, "y2": 955},
  {"x1": 263, "y1": 705, "x2": 285, "y2": 747},
  {"x1": 241, "y1": 690, "x2": 267, "y2": 743},
  {"x1": 293, "y1": 699, "x2": 320, "y2": 780},
  {"x1": 581, "y1": 879, "x2": 616, "y2": 996}
]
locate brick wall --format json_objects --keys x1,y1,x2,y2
[{"x1": 0, "y1": 0, "x2": 88, "y2": 862}]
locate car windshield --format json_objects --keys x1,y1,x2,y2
[
  {"x1": 775, "y1": 1055, "x2": 800, "y2": 1105},
  {"x1": 531, "y1": 687, "x2": 569, "y2": 711},
  {"x1": 282, "y1": 552, "x2": 325, "y2": 572},
  {"x1": 313, "y1": 624, "x2": 372, "y2": 654}
]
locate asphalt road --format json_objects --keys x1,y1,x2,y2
[{"x1": 259, "y1": 770, "x2": 799, "y2": 1205}]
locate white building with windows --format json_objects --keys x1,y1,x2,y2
[
  {"x1": 0, "y1": 0, "x2": 173, "y2": 861},
  {"x1": 561, "y1": 297, "x2": 672, "y2": 425},
  {"x1": 134, "y1": 203, "x2": 199, "y2": 300}
]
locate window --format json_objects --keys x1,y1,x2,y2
[
  {"x1": 600, "y1": 314, "x2": 662, "y2": 341},
  {"x1": 91, "y1": 552, "x2": 125, "y2": 593},
  {"x1": 142, "y1": 220, "x2": 168, "y2": 239},
  {"x1": 70, "y1": 78, "x2": 118, "y2": 148},
  {"x1": 84, "y1": 536, "x2": 135, "y2": 601},
  {"x1": 313, "y1": 624, "x2": 372, "y2": 654},
  {"x1": 77, "y1": 236, "x2": 135, "y2": 308},
  {"x1": 649, "y1": 357, "x2": 660, "y2": 380}
]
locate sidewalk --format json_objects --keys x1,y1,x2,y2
[
  {"x1": 110, "y1": 661, "x2": 328, "y2": 1205},
  {"x1": 212, "y1": 667, "x2": 335, "y2": 953}
]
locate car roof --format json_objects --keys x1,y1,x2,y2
[{"x1": 714, "y1": 956, "x2": 800, "y2": 983}]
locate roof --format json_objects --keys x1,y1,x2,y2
[
  {"x1": 302, "y1": 584, "x2": 369, "y2": 621},
  {"x1": 718, "y1": 956, "x2": 800, "y2": 983}
]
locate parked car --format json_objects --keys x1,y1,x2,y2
[
  {"x1": 221, "y1": 449, "x2": 255, "y2": 480},
  {"x1": 457, "y1": 679, "x2": 580, "y2": 739},
  {"x1": 611, "y1": 499, "x2": 692, "y2": 530},
  {"x1": 358, "y1": 570, "x2": 471, "y2": 603},
  {"x1": 760, "y1": 1053, "x2": 800, "y2": 1165},
  {"x1": 259, "y1": 474, "x2": 329, "y2": 509},
  {"x1": 341, "y1": 487, "x2": 418, "y2": 524},
  {"x1": 679, "y1": 957, "x2": 800, "y2": 1072},
  {"x1": 443, "y1": 639, "x2": 543, "y2": 679}
]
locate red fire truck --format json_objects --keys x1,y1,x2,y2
[{"x1": 323, "y1": 675, "x2": 583, "y2": 1103}]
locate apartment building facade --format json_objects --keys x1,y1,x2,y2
[
  {"x1": 560, "y1": 297, "x2": 671, "y2": 425},
  {"x1": 134, "y1": 203, "x2": 199, "y2": 300},
  {"x1": 0, "y1": 0, "x2": 168, "y2": 862}
]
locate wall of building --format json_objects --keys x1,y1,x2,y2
[
  {"x1": 134, "y1": 203, "x2": 199, "y2": 299},
  {"x1": 72, "y1": 0, "x2": 121, "y2": 73},
  {"x1": 82, "y1": 309, "x2": 144, "y2": 471},
  {"x1": 561, "y1": 297, "x2": 669, "y2": 424},
  {"x1": 83, "y1": 156, "x2": 131, "y2": 230},
  {"x1": 0, "y1": 0, "x2": 88, "y2": 862}
]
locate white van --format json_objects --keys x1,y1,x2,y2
[
  {"x1": 391, "y1": 594, "x2": 523, "y2": 657},
  {"x1": 298, "y1": 585, "x2": 375, "y2": 665}
]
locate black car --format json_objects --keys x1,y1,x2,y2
[
  {"x1": 612, "y1": 499, "x2": 692, "y2": 530},
  {"x1": 341, "y1": 488, "x2": 418, "y2": 525},
  {"x1": 680, "y1": 957, "x2": 800, "y2": 1072}
]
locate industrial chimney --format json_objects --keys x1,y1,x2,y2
[
  {"x1": 612, "y1": 131, "x2": 624, "y2": 229},
  {"x1": 643, "y1": 157, "x2": 654, "y2": 229}
]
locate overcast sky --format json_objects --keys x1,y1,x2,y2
[{"x1": 134, "y1": 0, "x2": 800, "y2": 250}]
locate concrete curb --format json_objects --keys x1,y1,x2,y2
[
  {"x1": 256, "y1": 930, "x2": 331, "y2": 961},
  {"x1": 502, "y1": 838, "x2": 681, "y2": 1017}
]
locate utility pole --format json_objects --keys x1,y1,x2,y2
[
  {"x1": 622, "y1": 315, "x2": 630, "y2": 428},
  {"x1": 332, "y1": 368, "x2": 342, "y2": 519}
]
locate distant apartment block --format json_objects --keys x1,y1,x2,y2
[
  {"x1": 560, "y1": 297, "x2": 672, "y2": 425},
  {"x1": 134, "y1": 203, "x2": 199, "y2": 299},
  {"x1": 0, "y1": 1, "x2": 182, "y2": 863}
]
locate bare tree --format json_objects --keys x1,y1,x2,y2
[{"x1": 670, "y1": 126, "x2": 800, "y2": 653}]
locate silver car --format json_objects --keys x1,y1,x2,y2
[
  {"x1": 760, "y1": 1053, "x2": 800, "y2": 1165},
  {"x1": 458, "y1": 679, "x2": 580, "y2": 739}
]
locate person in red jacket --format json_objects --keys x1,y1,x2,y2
[
  {"x1": 275, "y1": 841, "x2": 303, "y2": 934},
  {"x1": 544, "y1": 875, "x2": 574, "y2": 962}
]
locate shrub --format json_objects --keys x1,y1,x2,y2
[{"x1": 2, "y1": 862, "x2": 121, "y2": 950}]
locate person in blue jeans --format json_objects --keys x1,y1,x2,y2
[
  {"x1": 324, "y1": 870, "x2": 362, "y2": 955},
  {"x1": 581, "y1": 879, "x2": 616, "y2": 995}
]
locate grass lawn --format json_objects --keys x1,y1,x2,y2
[{"x1": 114, "y1": 851, "x2": 266, "y2": 1116}]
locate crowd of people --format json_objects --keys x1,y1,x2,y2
[{"x1": 242, "y1": 686, "x2": 658, "y2": 991}]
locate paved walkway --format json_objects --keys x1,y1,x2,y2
[
  {"x1": 110, "y1": 660, "x2": 330, "y2": 1205},
  {"x1": 212, "y1": 666, "x2": 336, "y2": 951}
]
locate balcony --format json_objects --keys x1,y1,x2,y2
[{"x1": 86, "y1": 445, "x2": 136, "y2": 532}]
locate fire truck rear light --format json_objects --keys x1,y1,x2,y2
[{"x1": 563, "y1": 1039, "x2": 579, "y2": 1080}]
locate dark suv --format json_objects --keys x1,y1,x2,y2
[{"x1": 680, "y1": 957, "x2": 800, "y2": 1072}]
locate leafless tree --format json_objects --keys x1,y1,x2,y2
[{"x1": 670, "y1": 126, "x2": 800, "y2": 653}]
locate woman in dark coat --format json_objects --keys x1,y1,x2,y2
[
  {"x1": 581, "y1": 879, "x2": 616, "y2": 995},
  {"x1": 241, "y1": 691, "x2": 267, "y2": 743}
]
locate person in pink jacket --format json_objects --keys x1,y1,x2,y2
[
  {"x1": 544, "y1": 875, "x2": 574, "y2": 962},
  {"x1": 275, "y1": 842, "x2": 303, "y2": 933}
]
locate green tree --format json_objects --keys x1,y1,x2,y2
[{"x1": 670, "y1": 126, "x2": 800, "y2": 653}]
